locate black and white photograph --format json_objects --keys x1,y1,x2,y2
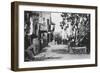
[{"x1": 24, "y1": 11, "x2": 91, "y2": 62}]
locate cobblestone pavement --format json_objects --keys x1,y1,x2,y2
[{"x1": 34, "y1": 44, "x2": 90, "y2": 61}]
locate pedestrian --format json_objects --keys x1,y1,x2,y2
[{"x1": 25, "y1": 36, "x2": 40, "y2": 60}]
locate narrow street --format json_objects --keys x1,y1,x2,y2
[{"x1": 34, "y1": 43, "x2": 90, "y2": 61}]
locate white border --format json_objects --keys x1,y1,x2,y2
[{"x1": 18, "y1": 5, "x2": 96, "y2": 68}]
